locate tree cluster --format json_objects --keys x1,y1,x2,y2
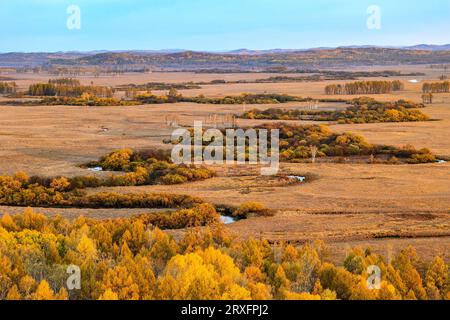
[
  {"x1": 422, "y1": 82, "x2": 450, "y2": 93},
  {"x1": 28, "y1": 79, "x2": 114, "y2": 98},
  {"x1": 0, "y1": 82, "x2": 17, "y2": 94},
  {"x1": 325, "y1": 81, "x2": 404, "y2": 95},
  {"x1": 0, "y1": 172, "x2": 202, "y2": 209},
  {"x1": 86, "y1": 148, "x2": 215, "y2": 186},
  {"x1": 37, "y1": 96, "x2": 136, "y2": 107},
  {"x1": 117, "y1": 82, "x2": 201, "y2": 92},
  {"x1": 176, "y1": 123, "x2": 436, "y2": 164},
  {"x1": 254, "y1": 123, "x2": 436, "y2": 164},
  {"x1": 10, "y1": 91, "x2": 309, "y2": 107},
  {"x1": 242, "y1": 98, "x2": 429, "y2": 124},
  {"x1": 136, "y1": 91, "x2": 307, "y2": 105},
  {"x1": 0, "y1": 209, "x2": 448, "y2": 300}
]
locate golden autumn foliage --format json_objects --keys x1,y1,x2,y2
[
  {"x1": 92, "y1": 149, "x2": 215, "y2": 186},
  {"x1": 0, "y1": 150, "x2": 214, "y2": 210},
  {"x1": 242, "y1": 98, "x2": 429, "y2": 124},
  {"x1": 0, "y1": 209, "x2": 448, "y2": 301},
  {"x1": 0, "y1": 171, "x2": 205, "y2": 209},
  {"x1": 33, "y1": 280, "x2": 60, "y2": 300},
  {"x1": 251, "y1": 123, "x2": 435, "y2": 164},
  {"x1": 325, "y1": 80, "x2": 404, "y2": 95},
  {"x1": 233, "y1": 202, "x2": 273, "y2": 219}
]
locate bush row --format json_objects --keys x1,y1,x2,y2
[{"x1": 241, "y1": 97, "x2": 429, "y2": 124}]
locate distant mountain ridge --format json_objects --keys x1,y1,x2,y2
[
  {"x1": 223, "y1": 44, "x2": 450, "y2": 54},
  {"x1": 1, "y1": 45, "x2": 450, "y2": 68},
  {"x1": 403, "y1": 44, "x2": 450, "y2": 51}
]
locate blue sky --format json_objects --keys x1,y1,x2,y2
[{"x1": 0, "y1": 0, "x2": 449, "y2": 52}]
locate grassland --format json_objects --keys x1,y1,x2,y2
[{"x1": 0, "y1": 65, "x2": 449, "y2": 263}]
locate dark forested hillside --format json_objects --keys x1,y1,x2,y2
[
  {"x1": 2, "y1": 47, "x2": 450, "y2": 70},
  {"x1": 48, "y1": 48, "x2": 450, "y2": 69}
]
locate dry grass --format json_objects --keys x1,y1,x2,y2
[{"x1": 1, "y1": 65, "x2": 449, "y2": 261}]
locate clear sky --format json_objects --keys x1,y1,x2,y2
[{"x1": 0, "y1": 0, "x2": 449, "y2": 52}]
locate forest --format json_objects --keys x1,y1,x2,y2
[
  {"x1": 0, "y1": 209, "x2": 448, "y2": 300},
  {"x1": 46, "y1": 48, "x2": 450, "y2": 69}
]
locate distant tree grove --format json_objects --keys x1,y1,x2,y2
[
  {"x1": 28, "y1": 78, "x2": 114, "y2": 98},
  {"x1": 0, "y1": 209, "x2": 448, "y2": 300},
  {"x1": 10, "y1": 89, "x2": 313, "y2": 107},
  {"x1": 422, "y1": 81, "x2": 450, "y2": 93},
  {"x1": 0, "y1": 82, "x2": 17, "y2": 94},
  {"x1": 325, "y1": 81, "x2": 404, "y2": 95}
]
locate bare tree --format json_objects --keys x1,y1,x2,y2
[
  {"x1": 310, "y1": 145, "x2": 318, "y2": 163},
  {"x1": 422, "y1": 93, "x2": 433, "y2": 104}
]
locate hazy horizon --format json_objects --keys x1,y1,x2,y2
[{"x1": 2, "y1": 43, "x2": 450, "y2": 55}]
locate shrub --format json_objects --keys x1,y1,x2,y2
[
  {"x1": 72, "y1": 192, "x2": 203, "y2": 209},
  {"x1": 50, "y1": 177, "x2": 71, "y2": 192},
  {"x1": 136, "y1": 203, "x2": 220, "y2": 229},
  {"x1": 233, "y1": 202, "x2": 273, "y2": 219},
  {"x1": 0, "y1": 173, "x2": 203, "y2": 209},
  {"x1": 89, "y1": 149, "x2": 215, "y2": 186},
  {"x1": 159, "y1": 174, "x2": 188, "y2": 185},
  {"x1": 101, "y1": 149, "x2": 134, "y2": 171}
]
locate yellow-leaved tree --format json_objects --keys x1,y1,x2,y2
[{"x1": 157, "y1": 247, "x2": 251, "y2": 300}]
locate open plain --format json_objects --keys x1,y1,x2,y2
[{"x1": 1, "y1": 66, "x2": 449, "y2": 263}]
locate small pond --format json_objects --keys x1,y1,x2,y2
[
  {"x1": 220, "y1": 215, "x2": 237, "y2": 225},
  {"x1": 288, "y1": 176, "x2": 306, "y2": 182}
]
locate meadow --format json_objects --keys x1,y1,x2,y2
[{"x1": 0, "y1": 65, "x2": 449, "y2": 267}]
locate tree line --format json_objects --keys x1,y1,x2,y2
[
  {"x1": 0, "y1": 81, "x2": 17, "y2": 94},
  {"x1": 0, "y1": 171, "x2": 205, "y2": 209},
  {"x1": 0, "y1": 149, "x2": 215, "y2": 208},
  {"x1": 422, "y1": 81, "x2": 450, "y2": 93},
  {"x1": 241, "y1": 98, "x2": 429, "y2": 124},
  {"x1": 28, "y1": 78, "x2": 114, "y2": 98},
  {"x1": 8, "y1": 89, "x2": 312, "y2": 107},
  {"x1": 325, "y1": 81, "x2": 404, "y2": 95},
  {"x1": 136, "y1": 90, "x2": 307, "y2": 105}
]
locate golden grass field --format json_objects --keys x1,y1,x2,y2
[{"x1": 0, "y1": 65, "x2": 449, "y2": 262}]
